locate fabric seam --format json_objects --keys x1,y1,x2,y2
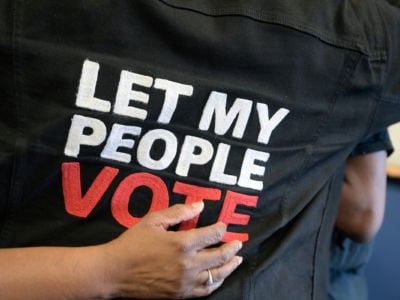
[
  {"x1": 311, "y1": 175, "x2": 338, "y2": 300},
  {"x1": 280, "y1": 51, "x2": 361, "y2": 229},
  {"x1": 158, "y1": 0, "x2": 384, "y2": 59}
]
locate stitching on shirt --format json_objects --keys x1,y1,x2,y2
[
  {"x1": 158, "y1": 0, "x2": 383, "y2": 59},
  {"x1": 280, "y1": 51, "x2": 360, "y2": 226},
  {"x1": 311, "y1": 172, "x2": 339, "y2": 300}
]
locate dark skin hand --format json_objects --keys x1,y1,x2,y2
[{"x1": 0, "y1": 202, "x2": 243, "y2": 300}]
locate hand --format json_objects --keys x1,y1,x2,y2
[{"x1": 102, "y1": 202, "x2": 243, "y2": 299}]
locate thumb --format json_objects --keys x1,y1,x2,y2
[{"x1": 148, "y1": 202, "x2": 204, "y2": 230}]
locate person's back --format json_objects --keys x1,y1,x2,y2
[{"x1": 0, "y1": 1, "x2": 399, "y2": 299}]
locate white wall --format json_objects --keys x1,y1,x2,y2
[{"x1": 388, "y1": 123, "x2": 400, "y2": 167}]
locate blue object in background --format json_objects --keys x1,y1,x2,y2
[{"x1": 366, "y1": 179, "x2": 400, "y2": 300}]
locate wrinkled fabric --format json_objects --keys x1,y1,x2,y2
[{"x1": 0, "y1": 1, "x2": 399, "y2": 299}]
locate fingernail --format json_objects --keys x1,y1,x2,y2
[
  {"x1": 237, "y1": 256, "x2": 243, "y2": 265},
  {"x1": 217, "y1": 221, "x2": 227, "y2": 229},
  {"x1": 237, "y1": 241, "x2": 243, "y2": 251},
  {"x1": 191, "y1": 201, "x2": 204, "y2": 210}
]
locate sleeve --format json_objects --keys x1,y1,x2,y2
[{"x1": 351, "y1": 130, "x2": 394, "y2": 157}]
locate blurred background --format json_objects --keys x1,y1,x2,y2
[{"x1": 366, "y1": 122, "x2": 400, "y2": 300}]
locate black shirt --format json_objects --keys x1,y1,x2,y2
[{"x1": 0, "y1": 1, "x2": 400, "y2": 299}]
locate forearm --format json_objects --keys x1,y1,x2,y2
[
  {"x1": 335, "y1": 151, "x2": 387, "y2": 243},
  {"x1": 0, "y1": 204, "x2": 243, "y2": 299},
  {"x1": 0, "y1": 245, "x2": 112, "y2": 300}
]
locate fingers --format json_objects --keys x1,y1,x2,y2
[
  {"x1": 145, "y1": 202, "x2": 204, "y2": 229},
  {"x1": 146, "y1": 203, "x2": 241, "y2": 264},
  {"x1": 176, "y1": 222, "x2": 228, "y2": 251},
  {"x1": 145, "y1": 203, "x2": 241, "y2": 267},
  {"x1": 192, "y1": 256, "x2": 243, "y2": 298},
  {"x1": 198, "y1": 255, "x2": 243, "y2": 285},
  {"x1": 115, "y1": 203, "x2": 244, "y2": 299},
  {"x1": 191, "y1": 240, "x2": 243, "y2": 298},
  {"x1": 144, "y1": 203, "x2": 228, "y2": 251},
  {"x1": 197, "y1": 240, "x2": 243, "y2": 269}
]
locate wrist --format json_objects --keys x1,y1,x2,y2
[
  {"x1": 70, "y1": 244, "x2": 120, "y2": 300},
  {"x1": 90, "y1": 244, "x2": 122, "y2": 299}
]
